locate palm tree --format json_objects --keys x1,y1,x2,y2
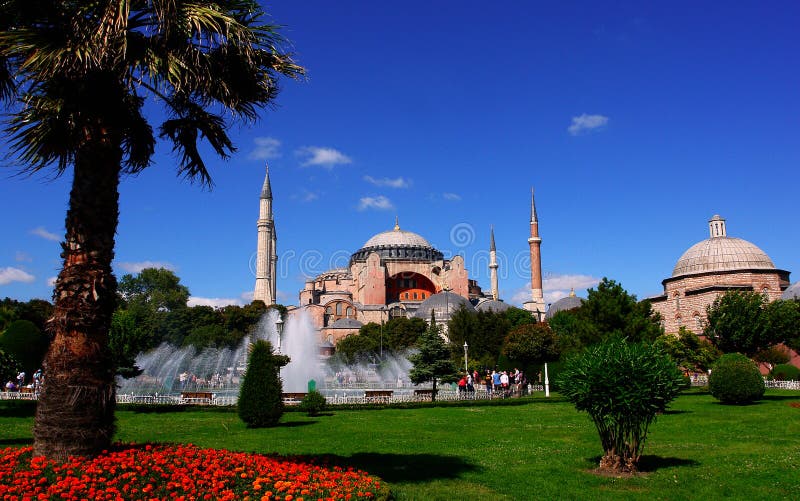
[{"x1": 0, "y1": 0, "x2": 302, "y2": 460}]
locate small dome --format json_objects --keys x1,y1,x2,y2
[
  {"x1": 362, "y1": 228, "x2": 432, "y2": 249},
  {"x1": 329, "y1": 318, "x2": 363, "y2": 329},
  {"x1": 475, "y1": 299, "x2": 511, "y2": 313},
  {"x1": 783, "y1": 282, "x2": 800, "y2": 300},
  {"x1": 546, "y1": 295, "x2": 584, "y2": 319},
  {"x1": 672, "y1": 237, "x2": 775, "y2": 277},
  {"x1": 415, "y1": 291, "x2": 474, "y2": 320}
]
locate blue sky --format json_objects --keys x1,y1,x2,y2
[{"x1": 2, "y1": 1, "x2": 799, "y2": 309}]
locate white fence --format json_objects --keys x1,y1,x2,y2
[{"x1": 765, "y1": 380, "x2": 800, "y2": 390}]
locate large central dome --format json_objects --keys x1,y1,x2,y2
[
  {"x1": 362, "y1": 228, "x2": 432, "y2": 249},
  {"x1": 351, "y1": 219, "x2": 442, "y2": 263},
  {"x1": 671, "y1": 215, "x2": 775, "y2": 277}
]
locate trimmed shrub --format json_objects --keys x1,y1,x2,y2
[
  {"x1": 298, "y1": 390, "x2": 328, "y2": 416},
  {"x1": 0, "y1": 349, "x2": 22, "y2": 385},
  {"x1": 557, "y1": 338, "x2": 684, "y2": 473},
  {"x1": 238, "y1": 340, "x2": 289, "y2": 427},
  {"x1": 770, "y1": 363, "x2": 800, "y2": 381},
  {"x1": 0, "y1": 319, "x2": 48, "y2": 374},
  {"x1": 709, "y1": 353, "x2": 765, "y2": 404}
]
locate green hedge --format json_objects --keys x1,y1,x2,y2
[{"x1": 709, "y1": 353, "x2": 765, "y2": 404}]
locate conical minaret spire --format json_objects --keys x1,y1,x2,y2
[
  {"x1": 254, "y1": 163, "x2": 276, "y2": 305},
  {"x1": 523, "y1": 187, "x2": 546, "y2": 320},
  {"x1": 489, "y1": 225, "x2": 499, "y2": 300}
]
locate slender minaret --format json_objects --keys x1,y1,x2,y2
[
  {"x1": 254, "y1": 164, "x2": 276, "y2": 305},
  {"x1": 523, "y1": 188, "x2": 546, "y2": 320},
  {"x1": 489, "y1": 225, "x2": 499, "y2": 300}
]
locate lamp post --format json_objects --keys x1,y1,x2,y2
[
  {"x1": 544, "y1": 362, "x2": 550, "y2": 398},
  {"x1": 463, "y1": 341, "x2": 469, "y2": 375},
  {"x1": 275, "y1": 317, "x2": 284, "y2": 353}
]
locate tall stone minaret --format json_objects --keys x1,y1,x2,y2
[
  {"x1": 523, "y1": 188, "x2": 546, "y2": 320},
  {"x1": 489, "y1": 225, "x2": 499, "y2": 300},
  {"x1": 254, "y1": 164, "x2": 276, "y2": 305}
]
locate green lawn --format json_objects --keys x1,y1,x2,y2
[{"x1": 2, "y1": 391, "x2": 799, "y2": 500}]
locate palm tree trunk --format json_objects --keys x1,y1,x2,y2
[{"x1": 33, "y1": 142, "x2": 122, "y2": 461}]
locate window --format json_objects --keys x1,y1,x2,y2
[
  {"x1": 694, "y1": 315, "x2": 702, "y2": 332},
  {"x1": 413, "y1": 292, "x2": 418, "y2": 300},
  {"x1": 325, "y1": 306, "x2": 333, "y2": 315},
  {"x1": 335, "y1": 302, "x2": 342, "y2": 315},
  {"x1": 346, "y1": 307, "x2": 354, "y2": 318}
]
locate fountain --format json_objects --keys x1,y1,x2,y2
[{"x1": 117, "y1": 308, "x2": 428, "y2": 403}]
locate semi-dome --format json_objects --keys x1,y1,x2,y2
[
  {"x1": 671, "y1": 216, "x2": 775, "y2": 278},
  {"x1": 545, "y1": 291, "x2": 584, "y2": 319},
  {"x1": 475, "y1": 299, "x2": 511, "y2": 313},
  {"x1": 783, "y1": 282, "x2": 800, "y2": 300},
  {"x1": 414, "y1": 291, "x2": 474, "y2": 320}
]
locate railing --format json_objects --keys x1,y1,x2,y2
[{"x1": 765, "y1": 380, "x2": 800, "y2": 390}]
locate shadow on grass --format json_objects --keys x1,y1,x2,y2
[
  {"x1": 586, "y1": 455, "x2": 699, "y2": 473},
  {"x1": 662, "y1": 409, "x2": 691, "y2": 415},
  {"x1": 317, "y1": 452, "x2": 478, "y2": 483},
  {"x1": 0, "y1": 401, "x2": 37, "y2": 417},
  {"x1": 0, "y1": 438, "x2": 33, "y2": 446},
  {"x1": 761, "y1": 394, "x2": 800, "y2": 402},
  {"x1": 276, "y1": 421, "x2": 316, "y2": 428}
]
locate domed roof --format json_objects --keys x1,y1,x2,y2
[
  {"x1": 671, "y1": 216, "x2": 776, "y2": 278},
  {"x1": 329, "y1": 318, "x2": 363, "y2": 329},
  {"x1": 783, "y1": 282, "x2": 800, "y2": 300},
  {"x1": 414, "y1": 291, "x2": 474, "y2": 319},
  {"x1": 475, "y1": 299, "x2": 511, "y2": 313},
  {"x1": 545, "y1": 292, "x2": 584, "y2": 319},
  {"x1": 362, "y1": 225, "x2": 432, "y2": 249}
]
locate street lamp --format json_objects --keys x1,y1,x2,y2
[
  {"x1": 463, "y1": 341, "x2": 469, "y2": 375},
  {"x1": 275, "y1": 317, "x2": 284, "y2": 353}
]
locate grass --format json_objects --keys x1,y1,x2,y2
[{"x1": 2, "y1": 390, "x2": 799, "y2": 500}]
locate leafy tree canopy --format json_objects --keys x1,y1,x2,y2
[
  {"x1": 704, "y1": 291, "x2": 799, "y2": 356},
  {"x1": 0, "y1": 319, "x2": 48, "y2": 374},
  {"x1": 408, "y1": 321, "x2": 459, "y2": 401},
  {"x1": 653, "y1": 327, "x2": 721, "y2": 372},
  {"x1": 502, "y1": 322, "x2": 560, "y2": 370},
  {"x1": 118, "y1": 268, "x2": 189, "y2": 312}
]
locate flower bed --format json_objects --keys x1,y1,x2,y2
[{"x1": 0, "y1": 444, "x2": 389, "y2": 500}]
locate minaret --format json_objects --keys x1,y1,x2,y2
[
  {"x1": 254, "y1": 164, "x2": 276, "y2": 305},
  {"x1": 489, "y1": 225, "x2": 499, "y2": 300},
  {"x1": 523, "y1": 188, "x2": 546, "y2": 320}
]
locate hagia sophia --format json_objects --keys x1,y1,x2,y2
[{"x1": 252, "y1": 164, "x2": 799, "y2": 355}]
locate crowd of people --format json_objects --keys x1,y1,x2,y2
[
  {"x1": 457, "y1": 368, "x2": 529, "y2": 398},
  {"x1": 4, "y1": 368, "x2": 43, "y2": 395}
]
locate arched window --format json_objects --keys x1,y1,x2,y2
[
  {"x1": 335, "y1": 302, "x2": 343, "y2": 315},
  {"x1": 325, "y1": 306, "x2": 333, "y2": 315},
  {"x1": 694, "y1": 315, "x2": 702, "y2": 332},
  {"x1": 346, "y1": 307, "x2": 354, "y2": 318}
]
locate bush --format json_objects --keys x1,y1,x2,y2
[
  {"x1": 238, "y1": 340, "x2": 289, "y2": 427},
  {"x1": 708, "y1": 353, "x2": 765, "y2": 404},
  {"x1": 557, "y1": 338, "x2": 684, "y2": 473},
  {"x1": 298, "y1": 390, "x2": 328, "y2": 416},
  {"x1": 0, "y1": 349, "x2": 22, "y2": 384},
  {"x1": 770, "y1": 363, "x2": 800, "y2": 381},
  {"x1": 0, "y1": 319, "x2": 48, "y2": 374}
]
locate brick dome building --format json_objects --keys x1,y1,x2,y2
[{"x1": 650, "y1": 215, "x2": 791, "y2": 334}]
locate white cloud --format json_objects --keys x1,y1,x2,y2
[
  {"x1": 442, "y1": 192, "x2": 461, "y2": 201},
  {"x1": 276, "y1": 289, "x2": 291, "y2": 303},
  {"x1": 363, "y1": 175, "x2": 411, "y2": 188},
  {"x1": 248, "y1": 137, "x2": 281, "y2": 160},
  {"x1": 188, "y1": 296, "x2": 244, "y2": 308},
  {"x1": 240, "y1": 291, "x2": 255, "y2": 302},
  {"x1": 296, "y1": 146, "x2": 352, "y2": 168},
  {"x1": 15, "y1": 251, "x2": 32, "y2": 262},
  {"x1": 568, "y1": 114, "x2": 609, "y2": 135},
  {"x1": 117, "y1": 261, "x2": 176, "y2": 274},
  {"x1": 509, "y1": 287, "x2": 531, "y2": 307},
  {"x1": 543, "y1": 273, "x2": 599, "y2": 293},
  {"x1": 358, "y1": 195, "x2": 394, "y2": 211},
  {"x1": 0, "y1": 267, "x2": 35, "y2": 285},
  {"x1": 300, "y1": 190, "x2": 318, "y2": 202},
  {"x1": 30, "y1": 227, "x2": 60, "y2": 242},
  {"x1": 47, "y1": 276, "x2": 58, "y2": 287}
]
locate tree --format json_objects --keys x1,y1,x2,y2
[
  {"x1": 384, "y1": 317, "x2": 427, "y2": 352},
  {"x1": 557, "y1": 339, "x2": 684, "y2": 473},
  {"x1": 0, "y1": 349, "x2": 22, "y2": 384},
  {"x1": 502, "y1": 322, "x2": 560, "y2": 371},
  {"x1": 108, "y1": 309, "x2": 147, "y2": 378},
  {"x1": 0, "y1": 320, "x2": 49, "y2": 374},
  {"x1": 704, "y1": 291, "x2": 774, "y2": 356},
  {"x1": 408, "y1": 318, "x2": 459, "y2": 401},
  {"x1": 653, "y1": 327, "x2": 721, "y2": 373},
  {"x1": 753, "y1": 345, "x2": 791, "y2": 373},
  {"x1": 238, "y1": 340, "x2": 289, "y2": 427},
  {"x1": 118, "y1": 268, "x2": 189, "y2": 312},
  {"x1": 446, "y1": 306, "x2": 511, "y2": 369},
  {"x1": 578, "y1": 278, "x2": 663, "y2": 345},
  {"x1": 0, "y1": 1, "x2": 302, "y2": 459}
]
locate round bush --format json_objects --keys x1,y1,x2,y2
[
  {"x1": 771, "y1": 363, "x2": 800, "y2": 381},
  {"x1": 298, "y1": 390, "x2": 328, "y2": 416},
  {"x1": 709, "y1": 353, "x2": 765, "y2": 404}
]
